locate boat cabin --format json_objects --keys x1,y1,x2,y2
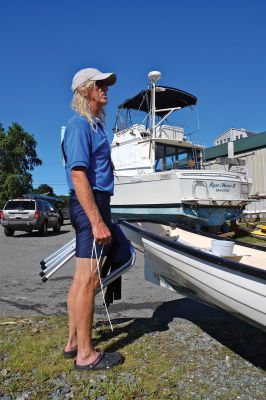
[
  {"x1": 154, "y1": 139, "x2": 202, "y2": 172},
  {"x1": 112, "y1": 85, "x2": 202, "y2": 175}
]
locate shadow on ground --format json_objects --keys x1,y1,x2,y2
[
  {"x1": 97, "y1": 298, "x2": 266, "y2": 370},
  {"x1": 1, "y1": 296, "x2": 265, "y2": 369}
]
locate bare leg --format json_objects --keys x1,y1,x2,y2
[
  {"x1": 64, "y1": 270, "x2": 79, "y2": 352},
  {"x1": 65, "y1": 257, "x2": 100, "y2": 365}
]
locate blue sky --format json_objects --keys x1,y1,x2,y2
[{"x1": 1, "y1": 0, "x2": 266, "y2": 195}]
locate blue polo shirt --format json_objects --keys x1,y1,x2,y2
[{"x1": 63, "y1": 114, "x2": 114, "y2": 195}]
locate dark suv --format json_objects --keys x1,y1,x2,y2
[{"x1": 0, "y1": 198, "x2": 61, "y2": 236}]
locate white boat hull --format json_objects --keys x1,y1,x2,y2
[
  {"x1": 111, "y1": 170, "x2": 251, "y2": 226},
  {"x1": 121, "y1": 221, "x2": 266, "y2": 331}
]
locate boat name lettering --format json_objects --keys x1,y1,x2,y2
[{"x1": 209, "y1": 182, "x2": 236, "y2": 192}]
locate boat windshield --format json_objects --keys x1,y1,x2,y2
[
  {"x1": 114, "y1": 105, "x2": 199, "y2": 137},
  {"x1": 155, "y1": 143, "x2": 201, "y2": 171},
  {"x1": 115, "y1": 108, "x2": 149, "y2": 132}
]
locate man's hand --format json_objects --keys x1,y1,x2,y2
[{"x1": 92, "y1": 220, "x2": 112, "y2": 245}]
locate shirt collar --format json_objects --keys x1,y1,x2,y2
[{"x1": 92, "y1": 115, "x2": 104, "y2": 130}]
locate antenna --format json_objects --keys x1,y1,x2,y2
[
  {"x1": 148, "y1": 71, "x2": 161, "y2": 139},
  {"x1": 148, "y1": 71, "x2": 161, "y2": 84},
  {"x1": 148, "y1": 71, "x2": 161, "y2": 171}
]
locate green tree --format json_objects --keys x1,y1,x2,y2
[
  {"x1": 0, "y1": 122, "x2": 42, "y2": 207},
  {"x1": 56, "y1": 194, "x2": 70, "y2": 207},
  {"x1": 32, "y1": 184, "x2": 55, "y2": 196}
]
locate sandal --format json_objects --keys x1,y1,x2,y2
[
  {"x1": 63, "y1": 347, "x2": 78, "y2": 359},
  {"x1": 74, "y1": 349, "x2": 124, "y2": 370}
]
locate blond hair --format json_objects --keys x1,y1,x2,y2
[{"x1": 71, "y1": 80, "x2": 105, "y2": 125}]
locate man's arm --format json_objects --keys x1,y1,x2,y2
[{"x1": 71, "y1": 167, "x2": 111, "y2": 245}]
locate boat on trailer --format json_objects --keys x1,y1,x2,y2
[
  {"x1": 120, "y1": 220, "x2": 266, "y2": 332},
  {"x1": 111, "y1": 71, "x2": 252, "y2": 231}
]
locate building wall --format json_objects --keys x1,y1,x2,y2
[
  {"x1": 213, "y1": 128, "x2": 254, "y2": 146},
  {"x1": 244, "y1": 148, "x2": 266, "y2": 213},
  {"x1": 245, "y1": 148, "x2": 266, "y2": 195},
  {"x1": 205, "y1": 147, "x2": 266, "y2": 214}
]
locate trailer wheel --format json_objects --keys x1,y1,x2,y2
[
  {"x1": 53, "y1": 220, "x2": 61, "y2": 233},
  {"x1": 4, "y1": 227, "x2": 14, "y2": 237},
  {"x1": 39, "y1": 220, "x2": 48, "y2": 235}
]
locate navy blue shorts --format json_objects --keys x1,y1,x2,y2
[{"x1": 69, "y1": 191, "x2": 131, "y2": 260}]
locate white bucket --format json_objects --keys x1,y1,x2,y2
[{"x1": 211, "y1": 240, "x2": 234, "y2": 257}]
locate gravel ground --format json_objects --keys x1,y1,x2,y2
[{"x1": 0, "y1": 222, "x2": 265, "y2": 399}]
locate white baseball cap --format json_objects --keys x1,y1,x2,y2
[{"x1": 71, "y1": 68, "x2": 116, "y2": 92}]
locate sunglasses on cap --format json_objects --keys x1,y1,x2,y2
[{"x1": 95, "y1": 80, "x2": 107, "y2": 88}]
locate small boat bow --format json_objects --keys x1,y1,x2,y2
[{"x1": 120, "y1": 220, "x2": 266, "y2": 332}]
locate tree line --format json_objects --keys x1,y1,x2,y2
[{"x1": 0, "y1": 122, "x2": 67, "y2": 208}]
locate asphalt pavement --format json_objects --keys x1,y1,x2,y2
[{"x1": 0, "y1": 221, "x2": 181, "y2": 320}]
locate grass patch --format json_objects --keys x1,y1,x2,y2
[
  {"x1": 237, "y1": 234, "x2": 266, "y2": 246},
  {"x1": 0, "y1": 316, "x2": 265, "y2": 399}
]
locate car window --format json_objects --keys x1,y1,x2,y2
[
  {"x1": 4, "y1": 200, "x2": 36, "y2": 210},
  {"x1": 37, "y1": 201, "x2": 45, "y2": 211},
  {"x1": 39, "y1": 201, "x2": 47, "y2": 211},
  {"x1": 46, "y1": 201, "x2": 55, "y2": 211},
  {"x1": 42, "y1": 201, "x2": 52, "y2": 211}
]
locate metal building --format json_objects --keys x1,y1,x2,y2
[
  {"x1": 204, "y1": 131, "x2": 266, "y2": 215},
  {"x1": 213, "y1": 128, "x2": 256, "y2": 146}
]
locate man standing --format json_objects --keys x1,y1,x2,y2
[{"x1": 62, "y1": 68, "x2": 127, "y2": 370}]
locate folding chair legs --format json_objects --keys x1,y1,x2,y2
[{"x1": 39, "y1": 239, "x2": 136, "y2": 288}]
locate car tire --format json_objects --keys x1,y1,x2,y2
[
  {"x1": 53, "y1": 220, "x2": 61, "y2": 233},
  {"x1": 4, "y1": 227, "x2": 14, "y2": 237},
  {"x1": 39, "y1": 220, "x2": 48, "y2": 235}
]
